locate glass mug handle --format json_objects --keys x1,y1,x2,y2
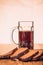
[
  {"x1": 12, "y1": 26, "x2": 18, "y2": 45},
  {"x1": 12, "y1": 26, "x2": 22, "y2": 45}
]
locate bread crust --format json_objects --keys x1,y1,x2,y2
[
  {"x1": 19, "y1": 50, "x2": 39, "y2": 61},
  {"x1": 10, "y1": 47, "x2": 29, "y2": 60},
  {"x1": 32, "y1": 49, "x2": 43, "y2": 61},
  {"x1": 0, "y1": 47, "x2": 18, "y2": 59}
]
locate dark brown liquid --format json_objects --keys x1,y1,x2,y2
[{"x1": 19, "y1": 31, "x2": 34, "y2": 49}]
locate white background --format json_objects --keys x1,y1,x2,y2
[{"x1": 0, "y1": 0, "x2": 43, "y2": 44}]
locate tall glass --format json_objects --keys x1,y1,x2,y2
[{"x1": 12, "y1": 21, "x2": 34, "y2": 49}]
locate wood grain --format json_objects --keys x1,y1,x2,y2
[{"x1": 0, "y1": 59, "x2": 43, "y2": 65}]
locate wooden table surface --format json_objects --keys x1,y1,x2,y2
[
  {"x1": 0, "y1": 59, "x2": 43, "y2": 65},
  {"x1": 0, "y1": 43, "x2": 43, "y2": 55}
]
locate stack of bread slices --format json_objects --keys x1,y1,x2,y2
[{"x1": 0, "y1": 47, "x2": 43, "y2": 62}]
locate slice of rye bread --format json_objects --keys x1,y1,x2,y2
[
  {"x1": 39, "y1": 55, "x2": 43, "y2": 60},
  {"x1": 10, "y1": 47, "x2": 29, "y2": 60},
  {"x1": 32, "y1": 49, "x2": 43, "y2": 61},
  {"x1": 19, "y1": 50, "x2": 39, "y2": 62},
  {"x1": 0, "y1": 47, "x2": 18, "y2": 59}
]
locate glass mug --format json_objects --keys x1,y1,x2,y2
[{"x1": 12, "y1": 21, "x2": 34, "y2": 49}]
